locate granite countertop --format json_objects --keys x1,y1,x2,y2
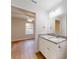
[
  {"x1": 47, "y1": 33, "x2": 67, "y2": 39},
  {"x1": 39, "y1": 33, "x2": 67, "y2": 44}
]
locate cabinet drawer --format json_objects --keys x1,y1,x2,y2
[
  {"x1": 39, "y1": 38, "x2": 57, "y2": 59},
  {"x1": 43, "y1": 39, "x2": 57, "y2": 59}
]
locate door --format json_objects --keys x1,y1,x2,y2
[{"x1": 55, "y1": 20, "x2": 60, "y2": 33}]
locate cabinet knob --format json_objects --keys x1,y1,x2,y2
[{"x1": 58, "y1": 45, "x2": 61, "y2": 48}]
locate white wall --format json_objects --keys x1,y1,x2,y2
[
  {"x1": 12, "y1": 0, "x2": 49, "y2": 52},
  {"x1": 61, "y1": 14, "x2": 67, "y2": 36},
  {"x1": 36, "y1": 11, "x2": 49, "y2": 34}
]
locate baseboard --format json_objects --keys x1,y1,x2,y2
[{"x1": 11, "y1": 38, "x2": 35, "y2": 43}]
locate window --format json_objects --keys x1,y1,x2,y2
[{"x1": 25, "y1": 23, "x2": 33, "y2": 34}]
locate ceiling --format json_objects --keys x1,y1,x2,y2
[
  {"x1": 12, "y1": 0, "x2": 63, "y2": 11},
  {"x1": 32, "y1": 0, "x2": 63, "y2": 11},
  {"x1": 12, "y1": 0, "x2": 65, "y2": 20},
  {"x1": 12, "y1": 6, "x2": 35, "y2": 20},
  {"x1": 11, "y1": 6, "x2": 35, "y2": 17}
]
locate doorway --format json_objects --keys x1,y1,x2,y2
[
  {"x1": 55, "y1": 20, "x2": 61, "y2": 33},
  {"x1": 11, "y1": 6, "x2": 36, "y2": 41}
]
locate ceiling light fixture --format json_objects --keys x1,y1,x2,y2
[
  {"x1": 49, "y1": 7, "x2": 63, "y2": 18},
  {"x1": 32, "y1": 0, "x2": 37, "y2": 4},
  {"x1": 27, "y1": 18, "x2": 34, "y2": 22}
]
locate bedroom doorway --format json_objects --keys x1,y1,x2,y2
[
  {"x1": 11, "y1": 6, "x2": 36, "y2": 41},
  {"x1": 55, "y1": 20, "x2": 61, "y2": 33}
]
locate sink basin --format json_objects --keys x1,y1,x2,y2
[
  {"x1": 41, "y1": 35, "x2": 56, "y2": 39},
  {"x1": 40, "y1": 34, "x2": 66, "y2": 44},
  {"x1": 49, "y1": 37, "x2": 66, "y2": 43}
]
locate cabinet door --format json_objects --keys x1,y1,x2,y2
[
  {"x1": 39, "y1": 37, "x2": 67, "y2": 59},
  {"x1": 56, "y1": 41, "x2": 67, "y2": 59},
  {"x1": 46, "y1": 41, "x2": 57, "y2": 59},
  {"x1": 39, "y1": 38, "x2": 49, "y2": 58},
  {"x1": 39, "y1": 38, "x2": 57, "y2": 59}
]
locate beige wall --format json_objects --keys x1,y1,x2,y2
[
  {"x1": 11, "y1": 17, "x2": 35, "y2": 41},
  {"x1": 12, "y1": 18, "x2": 25, "y2": 39},
  {"x1": 11, "y1": 6, "x2": 36, "y2": 42}
]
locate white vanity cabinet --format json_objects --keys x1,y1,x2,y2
[{"x1": 39, "y1": 37, "x2": 67, "y2": 59}]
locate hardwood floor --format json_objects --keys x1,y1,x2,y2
[{"x1": 12, "y1": 39, "x2": 45, "y2": 59}]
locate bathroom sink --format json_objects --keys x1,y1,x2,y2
[
  {"x1": 49, "y1": 37, "x2": 66, "y2": 43},
  {"x1": 41, "y1": 35, "x2": 56, "y2": 39}
]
